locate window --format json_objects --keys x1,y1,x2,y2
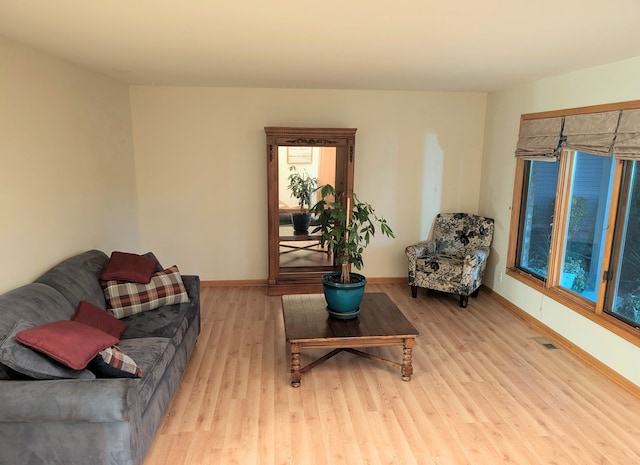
[
  {"x1": 516, "y1": 159, "x2": 559, "y2": 280},
  {"x1": 606, "y1": 161, "x2": 640, "y2": 327},
  {"x1": 560, "y1": 152, "x2": 614, "y2": 301},
  {"x1": 509, "y1": 103, "x2": 640, "y2": 344}
]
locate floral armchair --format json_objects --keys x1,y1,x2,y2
[{"x1": 405, "y1": 213, "x2": 494, "y2": 307}]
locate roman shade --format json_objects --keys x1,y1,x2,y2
[
  {"x1": 562, "y1": 111, "x2": 621, "y2": 156},
  {"x1": 613, "y1": 109, "x2": 640, "y2": 160},
  {"x1": 514, "y1": 117, "x2": 564, "y2": 161}
]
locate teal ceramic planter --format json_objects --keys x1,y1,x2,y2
[
  {"x1": 322, "y1": 272, "x2": 366, "y2": 319},
  {"x1": 291, "y1": 213, "x2": 311, "y2": 233}
]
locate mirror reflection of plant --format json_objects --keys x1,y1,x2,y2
[
  {"x1": 311, "y1": 184, "x2": 394, "y2": 284},
  {"x1": 287, "y1": 166, "x2": 319, "y2": 212}
]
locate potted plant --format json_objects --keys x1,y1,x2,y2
[
  {"x1": 311, "y1": 184, "x2": 394, "y2": 318},
  {"x1": 287, "y1": 166, "x2": 319, "y2": 233}
]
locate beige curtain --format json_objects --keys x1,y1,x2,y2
[
  {"x1": 514, "y1": 117, "x2": 563, "y2": 161},
  {"x1": 613, "y1": 109, "x2": 640, "y2": 160},
  {"x1": 562, "y1": 111, "x2": 621, "y2": 156}
]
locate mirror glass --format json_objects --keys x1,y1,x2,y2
[
  {"x1": 265, "y1": 128, "x2": 356, "y2": 295},
  {"x1": 278, "y1": 146, "x2": 335, "y2": 272}
]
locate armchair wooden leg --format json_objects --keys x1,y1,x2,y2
[
  {"x1": 471, "y1": 288, "x2": 480, "y2": 298},
  {"x1": 410, "y1": 285, "x2": 418, "y2": 298},
  {"x1": 459, "y1": 295, "x2": 469, "y2": 308}
]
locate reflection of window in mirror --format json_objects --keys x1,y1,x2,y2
[{"x1": 278, "y1": 146, "x2": 336, "y2": 211}]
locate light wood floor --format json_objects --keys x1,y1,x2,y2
[
  {"x1": 279, "y1": 241, "x2": 332, "y2": 268},
  {"x1": 143, "y1": 284, "x2": 640, "y2": 465}
]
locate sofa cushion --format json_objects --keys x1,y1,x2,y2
[
  {"x1": 16, "y1": 320, "x2": 118, "y2": 370},
  {"x1": 103, "y1": 266, "x2": 190, "y2": 319},
  {"x1": 73, "y1": 300, "x2": 127, "y2": 339},
  {"x1": 34, "y1": 249, "x2": 109, "y2": 309},
  {"x1": 120, "y1": 276, "x2": 199, "y2": 345},
  {"x1": 0, "y1": 284, "x2": 77, "y2": 380},
  {"x1": 100, "y1": 251, "x2": 159, "y2": 284},
  {"x1": 89, "y1": 345, "x2": 143, "y2": 378},
  {"x1": 0, "y1": 283, "x2": 77, "y2": 364},
  {"x1": 117, "y1": 337, "x2": 176, "y2": 408},
  {"x1": 0, "y1": 320, "x2": 95, "y2": 379},
  {"x1": 120, "y1": 299, "x2": 194, "y2": 342},
  {"x1": 0, "y1": 363, "x2": 30, "y2": 380}
]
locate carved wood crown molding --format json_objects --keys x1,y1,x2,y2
[{"x1": 284, "y1": 138, "x2": 337, "y2": 145}]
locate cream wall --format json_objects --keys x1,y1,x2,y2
[
  {"x1": 0, "y1": 37, "x2": 140, "y2": 294},
  {"x1": 129, "y1": 87, "x2": 487, "y2": 280},
  {"x1": 479, "y1": 56, "x2": 640, "y2": 387}
]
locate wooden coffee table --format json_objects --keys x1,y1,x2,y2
[{"x1": 281, "y1": 293, "x2": 419, "y2": 387}]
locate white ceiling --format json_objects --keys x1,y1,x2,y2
[{"x1": 1, "y1": 1, "x2": 640, "y2": 92}]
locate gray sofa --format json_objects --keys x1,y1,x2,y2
[{"x1": 0, "y1": 250, "x2": 201, "y2": 465}]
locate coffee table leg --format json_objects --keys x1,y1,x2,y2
[
  {"x1": 290, "y1": 342, "x2": 301, "y2": 387},
  {"x1": 401, "y1": 338, "x2": 414, "y2": 381}
]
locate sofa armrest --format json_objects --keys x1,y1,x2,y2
[
  {"x1": 0, "y1": 378, "x2": 140, "y2": 423},
  {"x1": 182, "y1": 275, "x2": 200, "y2": 306},
  {"x1": 181, "y1": 274, "x2": 201, "y2": 335}
]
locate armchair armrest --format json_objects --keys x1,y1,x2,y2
[
  {"x1": 464, "y1": 247, "x2": 490, "y2": 269},
  {"x1": 406, "y1": 240, "x2": 436, "y2": 275},
  {"x1": 405, "y1": 240, "x2": 436, "y2": 259}
]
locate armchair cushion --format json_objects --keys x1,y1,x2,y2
[{"x1": 433, "y1": 213, "x2": 494, "y2": 255}]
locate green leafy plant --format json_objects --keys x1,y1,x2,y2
[
  {"x1": 311, "y1": 184, "x2": 394, "y2": 284},
  {"x1": 287, "y1": 166, "x2": 319, "y2": 212},
  {"x1": 568, "y1": 196, "x2": 589, "y2": 235},
  {"x1": 617, "y1": 292, "x2": 640, "y2": 323},
  {"x1": 563, "y1": 256, "x2": 587, "y2": 293}
]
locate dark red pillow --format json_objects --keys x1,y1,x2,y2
[
  {"x1": 73, "y1": 300, "x2": 126, "y2": 339},
  {"x1": 16, "y1": 320, "x2": 118, "y2": 370},
  {"x1": 100, "y1": 251, "x2": 158, "y2": 284}
]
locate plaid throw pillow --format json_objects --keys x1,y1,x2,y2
[
  {"x1": 102, "y1": 265, "x2": 190, "y2": 319},
  {"x1": 89, "y1": 346, "x2": 143, "y2": 378}
]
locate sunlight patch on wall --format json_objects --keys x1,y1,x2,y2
[{"x1": 421, "y1": 133, "x2": 444, "y2": 239}]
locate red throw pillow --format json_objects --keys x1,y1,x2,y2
[
  {"x1": 16, "y1": 320, "x2": 118, "y2": 370},
  {"x1": 100, "y1": 251, "x2": 159, "y2": 284},
  {"x1": 72, "y1": 300, "x2": 127, "y2": 339}
]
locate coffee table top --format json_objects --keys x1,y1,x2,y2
[
  {"x1": 279, "y1": 225, "x2": 322, "y2": 242},
  {"x1": 282, "y1": 293, "x2": 418, "y2": 342}
]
